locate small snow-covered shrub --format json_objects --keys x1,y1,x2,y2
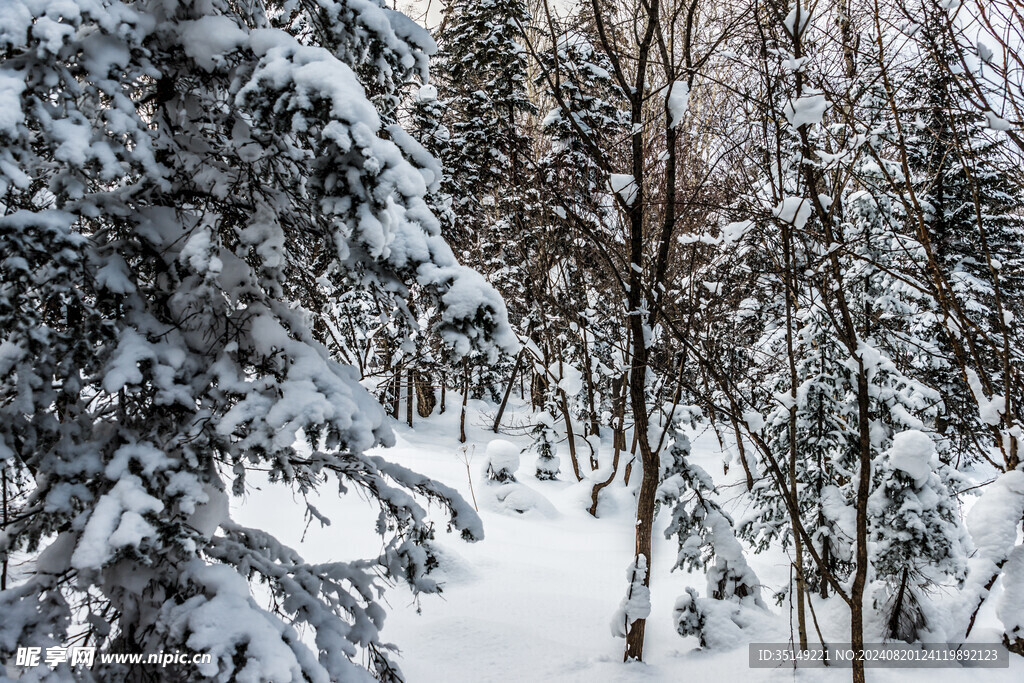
[{"x1": 484, "y1": 439, "x2": 521, "y2": 483}]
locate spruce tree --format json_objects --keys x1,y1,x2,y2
[
  {"x1": 0, "y1": 1, "x2": 515, "y2": 679},
  {"x1": 433, "y1": 0, "x2": 536, "y2": 285},
  {"x1": 900, "y1": 0, "x2": 1024, "y2": 461}
]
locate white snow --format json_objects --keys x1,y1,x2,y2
[
  {"x1": 984, "y1": 111, "x2": 1013, "y2": 132},
  {"x1": 548, "y1": 361, "x2": 584, "y2": 396},
  {"x1": 783, "y1": 93, "x2": 827, "y2": 128},
  {"x1": 609, "y1": 174, "x2": 638, "y2": 206},
  {"x1": 773, "y1": 196, "x2": 812, "y2": 229},
  {"x1": 967, "y1": 470, "x2": 1024, "y2": 562},
  {"x1": 488, "y1": 482, "x2": 558, "y2": 518},
  {"x1": 171, "y1": 561, "x2": 314, "y2": 683},
  {"x1": 720, "y1": 220, "x2": 753, "y2": 245},
  {"x1": 178, "y1": 16, "x2": 248, "y2": 72},
  {"x1": 71, "y1": 476, "x2": 164, "y2": 570},
  {"x1": 782, "y1": 4, "x2": 811, "y2": 38},
  {"x1": 742, "y1": 410, "x2": 765, "y2": 434},
  {"x1": 483, "y1": 438, "x2": 521, "y2": 478},
  {"x1": 965, "y1": 368, "x2": 1006, "y2": 426},
  {"x1": 667, "y1": 81, "x2": 689, "y2": 128},
  {"x1": 998, "y1": 546, "x2": 1024, "y2": 641},
  {"x1": 0, "y1": 69, "x2": 25, "y2": 137},
  {"x1": 887, "y1": 429, "x2": 935, "y2": 488},
  {"x1": 416, "y1": 83, "x2": 438, "y2": 101},
  {"x1": 232, "y1": 401, "x2": 1024, "y2": 682},
  {"x1": 611, "y1": 555, "x2": 651, "y2": 637}
]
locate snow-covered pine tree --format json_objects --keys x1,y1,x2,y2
[
  {"x1": 528, "y1": 17, "x2": 629, "y2": 453},
  {"x1": 658, "y1": 422, "x2": 765, "y2": 648},
  {"x1": 659, "y1": 423, "x2": 763, "y2": 606},
  {"x1": 837, "y1": 187, "x2": 969, "y2": 641},
  {"x1": 739, "y1": 283, "x2": 859, "y2": 600},
  {"x1": 0, "y1": 1, "x2": 516, "y2": 680},
  {"x1": 433, "y1": 0, "x2": 536, "y2": 286},
  {"x1": 410, "y1": 82, "x2": 455, "y2": 231},
  {"x1": 899, "y1": 0, "x2": 1024, "y2": 463},
  {"x1": 869, "y1": 430, "x2": 967, "y2": 640},
  {"x1": 535, "y1": 22, "x2": 627, "y2": 240},
  {"x1": 531, "y1": 406, "x2": 561, "y2": 481}
]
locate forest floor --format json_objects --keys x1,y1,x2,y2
[{"x1": 237, "y1": 399, "x2": 1024, "y2": 682}]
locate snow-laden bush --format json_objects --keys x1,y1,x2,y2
[{"x1": 484, "y1": 439, "x2": 521, "y2": 483}]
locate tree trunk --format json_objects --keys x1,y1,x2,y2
[
  {"x1": 1, "y1": 467, "x2": 8, "y2": 590},
  {"x1": 459, "y1": 359, "x2": 469, "y2": 443},
  {"x1": 416, "y1": 372, "x2": 436, "y2": 418},
  {"x1": 560, "y1": 387, "x2": 583, "y2": 481},
  {"x1": 406, "y1": 368, "x2": 414, "y2": 427},
  {"x1": 850, "y1": 364, "x2": 873, "y2": 683},
  {"x1": 589, "y1": 372, "x2": 629, "y2": 516},
  {"x1": 581, "y1": 325, "x2": 601, "y2": 440},
  {"x1": 493, "y1": 350, "x2": 524, "y2": 432},
  {"x1": 440, "y1": 371, "x2": 446, "y2": 414},
  {"x1": 782, "y1": 219, "x2": 808, "y2": 651},
  {"x1": 728, "y1": 413, "x2": 755, "y2": 492},
  {"x1": 390, "y1": 372, "x2": 401, "y2": 420}
]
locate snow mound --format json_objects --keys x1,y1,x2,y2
[
  {"x1": 674, "y1": 587, "x2": 770, "y2": 650},
  {"x1": 997, "y1": 546, "x2": 1024, "y2": 641},
  {"x1": 967, "y1": 470, "x2": 1024, "y2": 562},
  {"x1": 486, "y1": 483, "x2": 558, "y2": 518}
]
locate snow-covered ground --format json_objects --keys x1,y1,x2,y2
[{"x1": 236, "y1": 400, "x2": 1024, "y2": 682}]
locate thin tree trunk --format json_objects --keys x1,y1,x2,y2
[
  {"x1": 459, "y1": 359, "x2": 469, "y2": 444},
  {"x1": 406, "y1": 368, "x2": 414, "y2": 428},
  {"x1": 782, "y1": 219, "x2": 808, "y2": 651},
  {"x1": 850, "y1": 365, "x2": 872, "y2": 683},
  {"x1": 493, "y1": 350, "x2": 524, "y2": 432},
  {"x1": 589, "y1": 372, "x2": 629, "y2": 516},
  {"x1": 440, "y1": 371, "x2": 447, "y2": 414},
  {"x1": 581, "y1": 325, "x2": 601, "y2": 439},
  {"x1": 728, "y1": 413, "x2": 755, "y2": 492},
  {"x1": 390, "y1": 371, "x2": 401, "y2": 420},
  {"x1": 2, "y1": 467, "x2": 8, "y2": 590},
  {"x1": 560, "y1": 387, "x2": 583, "y2": 481},
  {"x1": 965, "y1": 568, "x2": 1003, "y2": 638},
  {"x1": 623, "y1": 427, "x2": 639, "y2": 487},
  {"x1": 888, "y1": 566, "x2": 910, "y2": 639},
  {"x1": 415, "y1": 373, "x2": 437, "y2": 417}
]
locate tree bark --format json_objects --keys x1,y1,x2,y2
[{"x1": 416, "y1": 373, "x2": 437, "y2": 417}]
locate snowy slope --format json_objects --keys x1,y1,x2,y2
[{"x1": 236, "y1": 400, "x2": 1024, "y2": 682}]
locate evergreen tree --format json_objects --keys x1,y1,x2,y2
[
  {"x1": 535, "y1": 25, "x2": 627, "y2": 239},
  {"x1": 433, "y1": 0, "x2": 536, "y2": 283},
  {"x1": 900, "y1": 0, "x2": 1024, "y2": 460},
  {"x1": 869, "y1": 430, "x2": 967, "y2": 640},
  {"x1": 0, "y1": 1, "x2": 515, "y2": 679},
  {"x1": 531, "y1": 407, "x2": 561, "y2": 480},
  {"x1": 660, "y1": 424, "x2": 764, "y2": 607}
]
